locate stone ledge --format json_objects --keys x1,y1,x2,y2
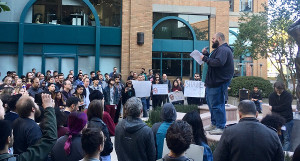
[
  {"x1": 206, "y1": 120, "x2": 238, "y2": 143},
  {"x1": 262, "y1": 103, "x2": 297, "y2": 118},
  {"x1": 199, "y1": 104, "x2": 238, "y2": 122}
]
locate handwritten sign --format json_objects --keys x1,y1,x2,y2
[
  {"x1": 190, "y1": 50, "x2": 204, "y2": 65},
  {"x1": 168, "y1": 91, "x2": 184, "y2": 103},
  {"x1": 184, "y1": 80, "x2": 205, "y2": 98},
  {"x1": 131, "y1": 80, "x2": 151, "y2": 97},
  {"x1": 152, "y1": 84, "x2": 168, "y2": 95}
]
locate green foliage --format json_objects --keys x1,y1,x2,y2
[
  {"x1": 148, "y1": 107, "x2": 162, "y2": 126},
  {"x1": 148, "y1": 105, "x2": 199, "y2": 126},
  {"x1": 0, "y1": 1, "x2": 10, "y2": 13},
  {"x1": 284, "y1": 152, "x2": 292, "y2": 161},
  {"x1": 233, "y1": 11, "x2": 269, "y2": 59},
  {"x1": 174, "y1": 104, "x2": 199, "y2": 113},
  {"x1": 233, "y1": 0, "x2": 298, "y2": 95},
  {"x1": 228, "y1": 76, "x2": 273, "y2": 98}
]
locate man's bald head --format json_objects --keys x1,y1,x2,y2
[
  {"x1": 16, "y1": 96, "x2": 39, "y2": 118},
  {"x1": 216, "y1": 32, "x2": 225, "y2": 41}
]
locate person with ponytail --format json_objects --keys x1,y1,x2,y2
[{"x1": 51, "y1": 112, "x2": 88, "y2": 161}]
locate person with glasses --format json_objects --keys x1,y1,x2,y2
[
  {"x1": 67, "y1": 74, "x2": 74, "y2": 84},
  {"x1": 122, "y1": 80, "x2": 135, "y2": 107},
  {"x1": 73, "y1": 73, "x2": 84, "y2": 89}
]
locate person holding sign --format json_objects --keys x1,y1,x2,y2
[
  {"x1": 162, "y1": 74, "x2": 172, "y2": 104},
  {"x1": 171, "y1": 80, "x2": 183, "y2": 105},
  {"x1": 187, "y1": 73, "x2": 203, "y2": 106},
  {"x1": 152, "y1": 77, "x2": 163, "y2": 109},
  {"x1": 200, "y1": 32, "x2": 234, "y2": 135}
]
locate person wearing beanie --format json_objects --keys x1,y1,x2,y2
[
  {"x1": 151, "y1": 103, "x2": 177, "y2": 159},
  {"x1": 51, "y1": 112, "x2": 88, "y2": 161}
]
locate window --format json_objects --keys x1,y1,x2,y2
[
  {"x1": 32, "y1": 0, "x2": 121, "y2": 27},
  {"x1": 153, "y1": 20, "x2": 193, "y2": 40},
  {"x1": 33, "y1": 0, "x2": 91, "y2": 25},
  {"x1": 153, "y1": 13, "x2": 209, "y2": 40},
  {"x1": 90, "y1": 0, "x2": 121, "y2": 27},
  {"x1": 240, "y1": 0, "x2": 253, "y2": 12},
  {"x1": 229, "y1": 0, "x2": 234, "y2": 11},
  {"x1": 152, "y1": 52, "x2": 193, "y2": 77},
  {"x1": 229, "y1": 28, "x2": 239, "y2": 46}
]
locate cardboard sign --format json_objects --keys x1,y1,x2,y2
[
  {"x1": 184, "y1": 80, "x2": 205, "y2": 98},
  {"x1": 190, "y1": 50, "x2": 204, "y2": 65},
  {"x1": 152, "y1": 84, "x2": 168, "y2": 95},
  {"x1": 162, "y1": 139, "x2": 204, "y2": 161},
  {"x1": 131, "y1": 80, "x2": 151, "y2": 97},
  {"x1": 168, "y1": 91, "x2": 184, "y2": 103}
]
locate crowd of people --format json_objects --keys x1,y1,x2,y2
[
  {"x1": 0, "y1": 66, "x2": 213, "y2": 161},
  {"x1": 0, "y1": 31, "x2": 300, "y2": 161}
]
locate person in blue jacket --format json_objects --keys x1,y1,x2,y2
[{"x1": 151, "y1": 103, "x2": 177, "y2": 159}]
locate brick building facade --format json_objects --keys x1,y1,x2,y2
[{"x1": 0, "y1": 0, "x2": 268, "y2": 80}]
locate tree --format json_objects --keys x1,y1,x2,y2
[
  {"x1": 0, "y1": 0, "x2": 10, "y2": 13},
  {"x1": 233, "y1": 0, "x2": 299, "y2": 96}
]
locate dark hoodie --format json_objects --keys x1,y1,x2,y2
[
  {"x1": 269, "y1": 90, "x2": 293, "y2": 122},
  {"x1": 115, "y1": 116, "x2": 156, "y2": 161},
  {"x1": 202, "y1": 43, "x2": 234, "y2": 88}
]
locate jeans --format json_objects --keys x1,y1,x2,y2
[
  {"x1": 146, "y1": 97, "x2": 150, "y2": 110},
  {"x1": 206, "y1": 81, "x2": 231, "y2": 129},
  {"x1": 141, "y1": 97, "x2": 148, "y2": 117},
  {"x1": 283, "y1": 120, "x2": 294, "y2": 151},
  {"x1": 253, "y1": 100, "x2": 262, "y2": 112}
]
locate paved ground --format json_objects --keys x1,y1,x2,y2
[{"x1": 110, "y1": 136, "x2": 118, "y2": 161}]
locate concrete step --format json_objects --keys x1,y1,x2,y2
[
  {"x1": 199, "y1": 104, "x2": 238, "y2": 122},
  {"x1": 205, "y1": 120, "x2": 238, "y2": 143}
]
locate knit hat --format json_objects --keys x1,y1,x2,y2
[{"x1": 161, "y1": 103, "x2": 177, "y2": 122}]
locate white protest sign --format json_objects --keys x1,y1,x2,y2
[
  {"x1": 162, "y1": 139, "x2": 204, "y2": 161},
  {"x1": 184, "y1": 80, "x2": 205, "y2": 98},
  {"x1": 190, "y1": 50, "x2": 204, "y2": 65},
  {"x1": 152, "y1": 84, "x2": 168, "y2": 95},
  {"x1": 131, "y1": 80, "x2": 151, "y2": 97},
  {"x1": 168, "y1": 91, "x2": 184, "y2": 103}
]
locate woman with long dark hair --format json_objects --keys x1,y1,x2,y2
[
  {"x1": 55, "y1": 91, "x2": 65, "y2": 109},
  {"x1": 73, "y1": 85, "x2": 85, "y2": 111},
  {"x1": 87, "y1": 100, "x2": 113, "y2": 161},
  {"x1": 182, "y1": 110, "x2": 213, "y2": 161},
  {"x1": 122, "y1": 80, "x2": 135, "y2": 105},
  {"x1": 171, "y1": 80, "x2": 183, "y2": 105}
]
